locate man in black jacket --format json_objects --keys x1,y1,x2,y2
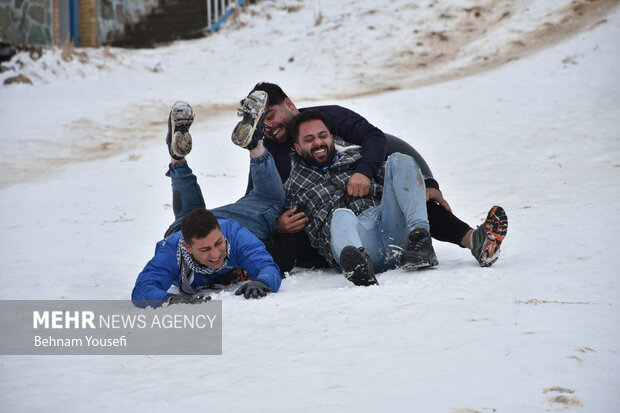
[{"x1": 235, "y1": 82, "x2": 507, "y2": 273}]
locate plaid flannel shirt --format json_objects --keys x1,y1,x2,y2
[{"x1": 284, "y1": 147, "x2": 385, "y2": 266}]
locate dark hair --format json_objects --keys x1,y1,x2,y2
[
  {"x1": 290, "y1": 109, "x2": 332, "y2": 142},
  {"x1": 249, "y1": 82, "x2": 288, "y2": 106},
  {"x1": 181, "y1": 208, "x2": 220, "y2": 245}
]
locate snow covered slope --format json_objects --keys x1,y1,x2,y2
[{"x1": 0, "y1": 0, "x2": 618, "y2": 412}]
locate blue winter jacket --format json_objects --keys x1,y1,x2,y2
[{"x1": 132, "y1": 219, "x2": 281, "y2": 307}]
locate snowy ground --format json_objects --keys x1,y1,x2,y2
[{"x1": 0, "y1": 0, "x2": 619, "y2": 412}]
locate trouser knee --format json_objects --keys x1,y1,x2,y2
[
  {"x1": 386, "y1": 152, "x2": 422, "y2": 175},
  {"x1": 331, "y1": 208, "x2": 358, "y2": 227}
]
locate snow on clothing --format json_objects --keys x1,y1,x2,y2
[
  {"x1": 284, "y1": 147, "x2": 384, "y2": 266},
  {"x1": 132, "y1": 218, "x2": 281, "y2": 308}
]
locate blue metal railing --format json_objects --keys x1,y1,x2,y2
[
  {"x1": 207, "y1": 0, "x2": 248, "y2": 32},
  {"x1": 69, "y1": 0, "x2": 79, "y2": 47}
]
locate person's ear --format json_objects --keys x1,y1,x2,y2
[
  {"x1": 284, "y1": 97, "x2": 296, "y2": 112},
  {"x1": 293, "y1": 142, "x2": 301, "y2": 155},
  {"x1": 183, "y1": 241, "x2": 193, "y2": 254}
]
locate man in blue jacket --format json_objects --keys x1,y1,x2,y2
[
  {"x1": 132, "y1": 208, "x2": 281, "y2": 308},
  {"x1": 132, "y1": 100, "x2": 282, "y2": 308}
]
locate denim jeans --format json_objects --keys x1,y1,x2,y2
[
  {"x1": 165, "y1": 151, "x2": 285, "y2": 240},
  {"x1": 330, "y1": 153, "x2": 430, "y2": 273}
]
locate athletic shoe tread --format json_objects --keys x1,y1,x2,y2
[{"x1": 472, "y1": 205, "x2": 508, "y2": 267}]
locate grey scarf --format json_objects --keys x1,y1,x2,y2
[{"x1": 176, "y1": 235, "x2": 230, "y2": 295}]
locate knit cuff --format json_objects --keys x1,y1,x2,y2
[{"x1": 424, "y1": 178, "x2": 439, "y2": 191}]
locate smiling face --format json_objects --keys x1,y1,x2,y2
[
  {"x1": 183, "y1": 228, "x2": 227, "y2": 269},
  {"x1": 294, "y1": 118, "x2": 337, "y2": 168},
  {"x1": 263, "y1": 98, "x2": 299, "y2": 143}
]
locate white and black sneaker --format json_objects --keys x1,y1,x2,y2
[
  {"x1": 231, "y1": 90, "x2": 268, "y2": 150},
  {"x1": 166, "y1": 101, "x2": 194, "y2": 160},
  {"x1": 340, "y1": 246, "x2": 379, "y2": 286}
]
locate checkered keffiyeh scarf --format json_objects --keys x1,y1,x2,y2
[{"x1": 176, "y1": 235, "x2": 230, "y2": 295}]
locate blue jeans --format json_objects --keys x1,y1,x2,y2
[
  {"x1": 330, "y1": 153, "x2": 430, "y2": 272},
  {"x1": 165, "y1": 151, "x2": 285, "y2": 240}
]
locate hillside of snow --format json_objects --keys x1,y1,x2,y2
[{"x1": 0, "y1": 0, "x2": 619, "y2": 412}]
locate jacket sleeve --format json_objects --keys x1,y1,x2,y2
[
  {"x1": 131, "y1": 240, "x2": 179, "y2": 308},
  {"x1": 228, "y1": 221, "x2": 282, "y2": 292},
  {"x1": 315, "y1": 105, "x2": 387, "y2": 179}
]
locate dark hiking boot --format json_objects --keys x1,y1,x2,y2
[
  {"x1": 401, "y1": 227, "x2": 438, "y2": 270},
  {"x1": 231, "y1": 90, "x2": 268, "y2": 150},
  {"x1": 166, "y1": 101, "x2": 194, "y2": 160},
  {"x1": 471, "y1": 205, "x2": 508, "y2": 267},
  {"x1": 340, "y1": 246, "x2": 378, "y2": 286}
]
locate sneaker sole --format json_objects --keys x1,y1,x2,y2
[
  {"x1": 231, "y1": 95, "x2": 268, "y2": 148},
  {"x1": 169, "y1": 101, "x2": 194, "y2": 158},
  {"x1": 479, "y1": 205, "x2": 508, "y2": 267},
  {"x1": 171, "y1": 130, "x2": 192, "y2": 158}
]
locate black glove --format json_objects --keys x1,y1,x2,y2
[
  {"x1": 167, "y1": 292, "x2": 211, "y2": 305},
  {"x1": 235, "y1": 280, "x2": 272, "y2": 299}
]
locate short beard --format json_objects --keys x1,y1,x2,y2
[{"x1": 302, "y1": 144, "x2": 336, "y2": 168}]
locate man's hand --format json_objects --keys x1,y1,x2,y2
[
  {"x1": 276, "y1": 207, "x2": 308, "y2": 233},
  {"x1": 426, "y1": 188, "x2": 452, "y2": 212},
  {"x1": 167, "y1": 292, "x2": 211, "y2": 305},
  {"x1": 347, "y1": 173, "x2": 371, "y2": 198},
  {"x1": 235, "y1": 280, "x2": 272, "y2": 299}
]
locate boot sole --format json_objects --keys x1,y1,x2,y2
[
  {"x1": 402, "y1": 255, "x2": 438, "y2": 271},
  {"x1": 343, "y1": 270, "x2": 379, "y2": 286},
  {"x1": 340, "y1": 247, "x2": 379, "y2": 286}
]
